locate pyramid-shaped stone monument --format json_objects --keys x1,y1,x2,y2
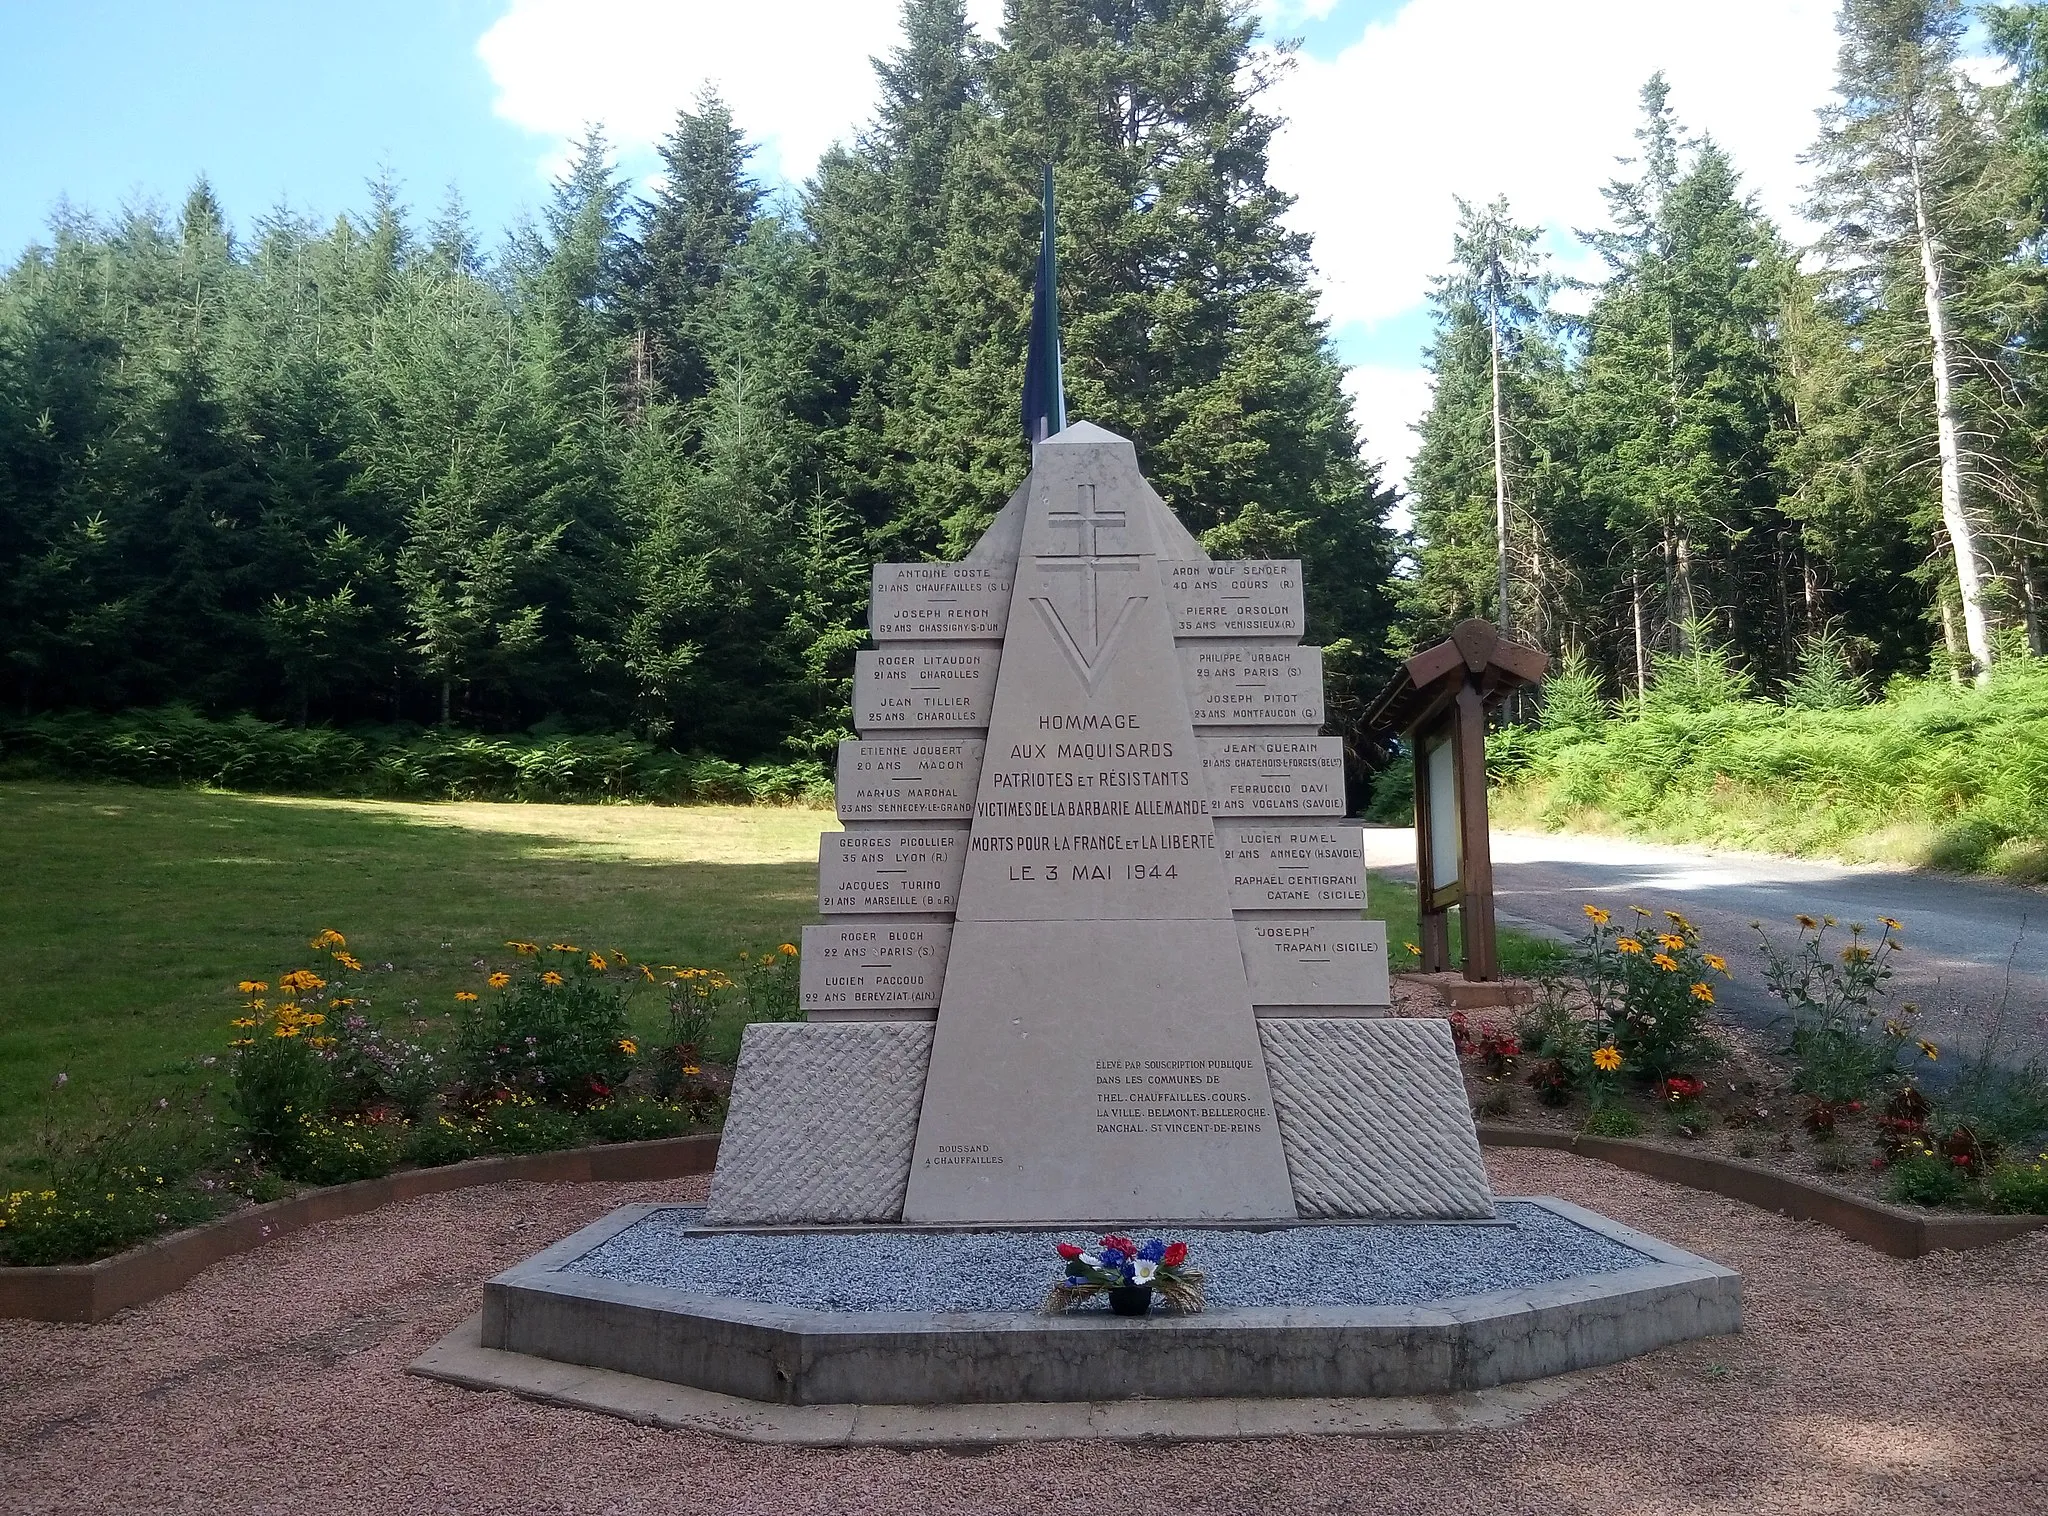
[{"x1": 707, "y1": 423, "x2": 1493, "y2": 1226}]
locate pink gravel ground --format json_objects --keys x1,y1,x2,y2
[{"x1": 4, "y1": 1151, "x2": 2044, "y2": 1516}]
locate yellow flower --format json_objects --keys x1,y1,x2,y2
[
  {"x1": 778, "y1": 943, "x2": 798, "y2": 957},
  {"x1": 1656, "y1": 933, "x2": 1686, "y2": 952},
  {"x1": 550, "y1": 943, "x2": 578, "y2": 953},
  {"x1": 455, "y1": 990, "x2": 479, "y2": 1002},
  {"x1": 1403, "y1": 942, "x2": 1422, "y2": 956},
  {"x1": 588, "y1": 953, "x2": 608, "y2": 972},
  {"x1": 1841, "y1": 944, "x2": 1872, "y2": 965},
  {"x1": 1583, "y1": 904, "x2": 1611, "y2": 926},
  {"x1": 333, "y1": 952, "x2": 363, "y2": 971},
  {"x1": 1918, "y1": 1040, "x2": 1939, "y2": 1062},
  {"x1": 640, "y1": 964, "x2": 655, "y2": 982},
  {"x1": 310, "y1": 929, "x2": 346, "y2": 950},
  {"x1": 541, "y1": 970, "x2": 564, "y2": 987},
  {"x1": 1879, "y1": 916, "x2": 1903, "y2": 932},
  {"x1": 1663, "y1": 910, "x2": 1692, "y2": 928},
  {"x1": 1702, "y1": 953, "x2": 1728, "y2": 974},
  {"x1": 619, "y1": 1038, "x2": 638, "y2": 1055},
  {"x1": 507, "y1": 940, "x2": 539, "y2": 956},
  {"x1": 279, "y1": 969, "x2": 327, "y2": 994},
  {"x1": 230, "y1": 1017, "x2": 259, "y2": 1029},
  {"x1": 1651, "y1": 952, "x2": 1679, "y2": 972},
  {"x1": 489, "y1": 972, "x2": 510, "y2": 988},
  {"x1": 1796, "y1": 914, "x2": 1818, "y2": 929},
  {"x1": 1630, "y1": 905, "x2": 1651, "y2": 917},
  {"x1": 1616, "y1": 937, "x2": 1644, "y2": 955},
  {"x1": 1592, "y1": 1046, "x2": 1622, "y2": 1072},
  {"x1": 237, "y1": 980, "x2": 268, "y2": 994},
  {"x1": 682, "y1": 1064, "x2": 701, "y2": 1076},
  {"x1": 1689, "y1": 982, "x2": 1714, "y2": 1004},
  {"x1": 274, "y1": 1024, "x2": 300, "y2": 1039}
]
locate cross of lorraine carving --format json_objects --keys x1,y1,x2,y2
[{"x1": 1032, "y1": 483, "x2": 1145, "y2": 694}]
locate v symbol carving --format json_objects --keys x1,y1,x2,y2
[{"x1": 1032, "y1": 592, "x2": 1146, "y2": 694}]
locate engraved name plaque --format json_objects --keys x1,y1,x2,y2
[
  {"x1": 1237, "y1": 916, "x2": 1390, "y2": 1006},
  {"x1": 800, "y1": 919, "x2": 953, "y2": 1017},
  {"x1": 1199, "y1": 735, "x2": 1345, "y2": 817},
  {"x1": 1216, "y1": 820, "x2": 1365, "y2": 910},
  {"x1": 869, "y1": 564, "x2": 1012, "y2": 641},
  {"x1": 834, "y1": 739, "x2": 985, "y2": 820},
  {"x1": 853, "y1": 644, "x2": 999, "y2": 731},
  {"x1": 819, "y1": 825, "x2": 969, "y2": 913},
  {"x1": 1167, "y1": 560, "x2": 1305, "y2": 638},
  {"x1": 1180, "y1": 642, "x2": 1325, "y2": 727}
]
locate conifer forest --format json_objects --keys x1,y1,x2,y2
[{"x1": 4, "y1": 0, "x2": 2048, "y2": 786}]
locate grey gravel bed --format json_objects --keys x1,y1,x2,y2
[{"x1": 564, "y1": 1202, "x2": 1652, "y2": 1312}]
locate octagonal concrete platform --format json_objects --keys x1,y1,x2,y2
[{"x1": 459, "y1": 1198, "x2": 1739, "y2": 1410}]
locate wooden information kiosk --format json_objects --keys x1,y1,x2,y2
[{"x1": 1362, "y1": 619, "x2": 1547, "y2": 991}]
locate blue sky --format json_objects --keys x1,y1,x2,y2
[{"x1": 2, "y1": 0, "x2": 1849, "y2": 487}]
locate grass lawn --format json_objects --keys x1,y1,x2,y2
[
  {"x1": 0, "y1": 782, "x2": 830, "y2": 1178},
  {"x1": 0, "y1": 781, "x2": 1565, "y2": 1182}
]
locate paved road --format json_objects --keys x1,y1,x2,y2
[{"x1": 1363, "y1": 827, "x2": 2048, "y2": 1063}]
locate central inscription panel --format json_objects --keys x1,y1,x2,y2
[{"x1": 903, "y1": 425, "x2": 1299, "y2": 1223}]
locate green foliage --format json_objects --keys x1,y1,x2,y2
[
  {"x1": 455, "y1": 947, "x2": 636, "y2": 1107},
  {"x1": 402, "y1": 1116, "x2": 488, "y2": 1169},
  {"x1": 1494, "y1": 659, "x2": 2048, "y2": 879},
  {"x1": 1582, "y1": 1107, "x2": 1643, "y2": 1139},
  {"x1": 1884, "y1": 1151, "x2": 1971, "y2": 1208},
  {"x1": 1539, "y1": 649, "x2": 1608, "y2": 734},
  {"x1": 1782, "y1": 625, "x2": 1867, "y2": 712},
  {"x1": 474, "y1": 1096, "x2": 581, "y2": 1154},
  {"x1": 0, "y1": 707, "x2": 833, "y2": 804},
  {"x1": 1986, "y1": 1155, "x2": 2048, "y2": 1214},
  {"x1": 229, "y1": 1032, "x2": 332, "y2": 1168},
  {"x1": 280, "y1": 1111, "x2": 402, "y2": 1186},
  {"x1": 1755, "y1": 916, "x2": 1931, "y2": 1102},
  {"x1": 0, "y1": 6, "x2": 1395, "y2": 767},
  {"x1": 1640, "y1": 621, "x2": 1756, "y2": 715},
  {"x1": 1572, "y1": 907, "x2": 1726, "y2": 1082},
  {"x1": 582, "y1": 1098, "x2": 706, "y2": 1143},
  {"x1": 0, "y1": 1103, "x2": 227, "y2": 1265}
]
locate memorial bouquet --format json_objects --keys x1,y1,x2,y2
[{"x1": 1042, "y1": 1234, "x2": 1205, "y2": 1315}]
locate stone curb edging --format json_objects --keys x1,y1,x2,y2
[
  {"x1": 413, "y1": 1312, "x2": 1581, "y2": 1445},
  {"x1": 7, "y1": 1122, "x2": 2043, "y2": 1324},
  {"x1": 0, "y1": 1134, "x2": 719, "y2": 1324},
  {"x1": 1477, "y1": 1124, "x2": 2048, "y2": 1260}
]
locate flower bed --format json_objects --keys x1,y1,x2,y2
[{"x1": 0, "y1": 929, "x2": 800, "y2": 1268}]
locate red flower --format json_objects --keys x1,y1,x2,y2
[
  {"x1": 1056, "y1": 1243, "x2": 1084, "y2": 1261},
  {"x1": 1101, "y1": 1234, "x2": 1137, "y2": 1255},
  {"x1": 1160, "y1": 1241, "x2": 1188, "y2": 1268}
]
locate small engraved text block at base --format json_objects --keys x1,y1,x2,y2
[
  {"x1": 1237, "y1": 916, "x2": 1390, "y2": 1006},
  {"x1": 799, "y1": 921, "x2": 953, "y2": 1012},
  {"x1": 834, "y1": 739, "x2": 984, "y2": 820},
  {"x1": 819, "y1": 825, "x2": 968, "y2": 913},
  {"x1": 1200, "y1": 735, "x2": 1346, "y2": 816},
  {"x1": 853, "y1": 645, "x2": 999, "y2": 731},
  {"x1": 1180, "y1": 642, "x2": 1325, "y2": 727},
  {"x1": 869, "y1": 564, "x2": 1012, "y2": 641},
  {"x1": 1216, "y1": 820, "x2": 1365, "y2": 909},
  {"x1": 1166, "y1": 560, "x2": 1304, "y2": 638}
]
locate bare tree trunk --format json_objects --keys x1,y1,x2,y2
[
  {"x1": 1630, "y1": 568, "x2": 1649, "y2": 700},
  {"x1": 1675, "y1": 534, "x2": 1697, "y2": 626},
  {"x1": 1938, "y1": 584, "x2": 1964, "y2": 685},
  {"x1": 2023, "y1": 560, "x2": 2044, "y2": 657},
  {"x1": 1911, "y1": 146, "x2": 1993, "y2": 681},
  {"x1": 1490, "y1": 293, "x2": 1512, "y2": 639},
  {"x1": 440, "y1": 678, "x2": 452, "y2": 726}
]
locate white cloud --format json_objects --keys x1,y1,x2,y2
[
  {"x1": 1344, "y1": 364, "x2": 1432, "y2": 515},
  {"x1": 477, "y1": 0, "x2": 1008, "y2": 186},
  {"x1": 1264, "y1": 0, "x2": 1842, "y2": 480},
  {"x1": 1267, "y1": 0, "x2": 1841, "y2": 329}
]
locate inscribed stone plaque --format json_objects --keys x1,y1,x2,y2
[
  {"x1": 1180, "y1": 642, "x2": 1325, "y2": 727},
  {"x1": 818, "y1": 825, "x2": 968, "y2": 913},
  {"x1": 904, "y1": 423, "x2": 1298, "y2": 1222},
  {"x1": 869, "y1": 564, "x2": 1013, "y2": 641},
  {"x1": 834, "y1": 739, "x2": 984, "y2": 820},
  {"x1": 1238, "y1": 916, "x2": 1390, "y2": 1006},
  {"x1": 1200, "y1": 736, "x2": 1346, "y2": 817},
  {"x1": 1166, "y1": 560, "x2": 1305, "y2": 637},
  {"x1": 1216, "y1": 820, "x2": 1366, "y2": 910},
  {"x1": 800, "y1": 920, "x2": 952, "y2": 1017},
  {"x1": 853, "y1": 644, "x2": 999, "y2": 731}
]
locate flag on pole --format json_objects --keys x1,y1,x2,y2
[{"x1": 1021, "y1": 164, "x2": 1066, "y2": 444}]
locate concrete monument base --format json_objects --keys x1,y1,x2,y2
[{"x1": 472, "y1": 1199, "x2": 1739, "y2": 1411}]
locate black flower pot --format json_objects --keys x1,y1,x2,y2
[{"x1": 1107, "y1": 1283, "x2": 1154, "y2": 1317}]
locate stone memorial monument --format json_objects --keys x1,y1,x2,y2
[{"x1": 707, "y1": 422, "x2": 1493, "y2": 1227}]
